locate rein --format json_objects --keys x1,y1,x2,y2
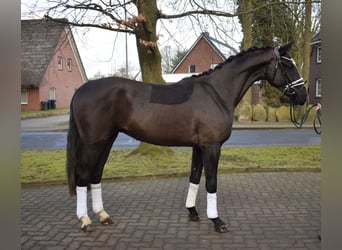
[{"x1": 290, "y1": 101, "x2": 321, "y2": 133}]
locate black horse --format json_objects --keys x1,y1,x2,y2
[{"x1": 67, "y1": 43, "x2": 307, "y2": 232}]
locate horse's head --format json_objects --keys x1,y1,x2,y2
[{"x1": 267, "y1": 42, "x2": 307, "y2": 105}]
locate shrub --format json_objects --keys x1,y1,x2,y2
[
  {"x1": 237, "y1": 101, "x2": 252, "y2": 122},
  {"x1": 275, "y1": 106, "x2": 290, "y2": 122},
  {"x1": 252, "y1": 104, "x2": 266, "y2": 121},
  {"x1": 266, "y1": 106, "x2": 277, "y2": 122}
]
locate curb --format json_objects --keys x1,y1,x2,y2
[{"x1": 21, "y1": 167, "x2": 321, "y2": 189}]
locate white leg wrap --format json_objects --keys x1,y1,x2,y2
[
  {"x1": 76, "y1": 186, "x2": 88, "y2": 219},
  {"x1": 91, "y1": 183, "x2": 104, "y2": 214},
  {"x1": 185, "y1": 183, "x2": 200, "y2": 208},
  {"x1": 207, "y1": 192, "x2": 218, "y2": 219}
]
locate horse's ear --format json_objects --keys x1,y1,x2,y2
[{"x1": 278, "y1": 42, "x2": 294, "y2": 55}]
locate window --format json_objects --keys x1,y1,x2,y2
[
  {"x1": 67, "y1": 58, "x2": 72, "y2": 71},
  {"x1": 21, "y1": 89, "x2": 28, "y2": 104},
  {"x1": 315, "y1": 79, "x2": 321, "y2": 97},
  {"x1": 49, "y1": 87, "x2": 56, "y2": 100},
  {"x1": 316, "y1": 46, "x2": 321, "y2": 63},
  {"x1": 57, "y1": 56, "x2": 63, "y2": 70},
  {"x1": 189, "y1": 64, "x2": 196, "y2": 73}
]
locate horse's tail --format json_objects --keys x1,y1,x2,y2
[{"x1": 66, "y1": 102, "x2": 80, "y2": 196}]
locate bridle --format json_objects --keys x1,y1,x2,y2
[
  {"x1": 272, "y1": 46, "x2": 305, "y2": 96},
  {"x1": 272, "y1": 46, "x2": 307, "y2": 128}
]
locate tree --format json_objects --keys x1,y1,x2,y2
[
  {"x1": 237, "y1": 0, "x2": 321, "y2": 106},
  {"x1": 249, "y1": 0, "x2": 297, "y2": 106},
  {"x1": 237, "y1": 0, "x2": 255, "y2": 111},
  {"x1": 170, "y1": 49, "x2": 187, "y2": 72}
]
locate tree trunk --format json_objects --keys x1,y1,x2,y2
[
  {"x1": 134, "y1": 0, "x2": 164, "y2": 84},
  {"x1": 238, "y1": 0, "x2": 254, "y2": 120},
  {"x1": 131, "y1": 0, "x2": 173, "y2": 155}
]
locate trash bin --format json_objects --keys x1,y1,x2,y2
[
  {"x1": 48, "y1": 99, "x2": 56, "y2": 109},
  {"x1": 40, "y1": 101, "x2": 48, "y2": 110}
]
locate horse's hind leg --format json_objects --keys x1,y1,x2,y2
[
  {"x1": 186, "y1": 146, "x2": 203, "y2": 221},
  {"x1": 75, "y1": 136, "x2": 116, "y2": 231},
  {"x1": 89, "y1": 137, "x2": 116, "y2": 226}
]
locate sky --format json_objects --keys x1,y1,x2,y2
[{"x1": 21, "y1": 0, "x2": 242, "y2": 79}]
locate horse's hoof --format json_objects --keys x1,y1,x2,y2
[
  {"x1": 98, "y1": 210, "x2": 113, "y2": 225},
  {"x1": 187, "y1": 207, "x2": 200, "y2": 221},
  {"x1": 215, "y1": 224, "x2": 229, "y2": 233},
  {"x1": 81, "y1": 224, "x2": 94, "y2": 232},
  {"x1": 188, "y1": 213, "x2": 200, "y2": 221},
  {"x1": 100, "y1": 217, "x2": 114, "y2": 225},
  {"x1": 211, "y1": 217, "x2": 230, "y2": 233},
  {"x1": 80, "y1": 216, "x2": 93, "y2": 232}
]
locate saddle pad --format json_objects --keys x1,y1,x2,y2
[{"x1": 149, "y1": 81, "x2": 194, "y2": 104}]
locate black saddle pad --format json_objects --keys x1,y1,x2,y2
[{"x1": 149, "y1": 81, "x2": 194, "y2": 104}]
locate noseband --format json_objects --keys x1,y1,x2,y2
[{"x1": 272, "y1": 46, "x2": 305, "y2": 96}]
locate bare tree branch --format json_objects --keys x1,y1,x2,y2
[
  {"x1": 161, "y1": 0, "x2": 321, "y2": 19},
  {"x1": 44, "y1": 14, "x2": 136, "y2": 34}
]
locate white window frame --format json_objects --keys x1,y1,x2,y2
[
  {"x1": 49, "y1": 87, "x2": 56, "y2": 100},
  {"x1": 189, "y1": 64, "x2": 196, "y2": 73},
  {"x1": 57, "y1": 56, "x2": 63, "y2": 70},
  {"x1": 21, "y1": 89, "x2": 28, "y2": 104},
  {"x1": 316, "y1": 46, "x2": 321, "y2": 63},
  {"x1": 315, "y1": 78, "x2": 321, "y2": 97}
]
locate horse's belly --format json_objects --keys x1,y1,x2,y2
[{"x1": 124, "y1": 127, "x2": 193, "y2": 147}]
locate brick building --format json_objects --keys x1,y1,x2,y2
[
  {"x1": 169, "y1": 32, "x2": 260, "y2": 104},
  {"x1": 172, "y1": 32, "x2": 236, "y2": 74},
  {"x1": 21, "y1": 19, "x2": 87, "y2": 110}
]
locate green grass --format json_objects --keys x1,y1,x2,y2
[
  {"x1": 21, "y1": 146, "x2": 321, "y2": 185},
  {"x1": 21, "y1": 108, "x2": 70, "y2": 119}
]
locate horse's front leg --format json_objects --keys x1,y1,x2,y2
[
  {"x1": 186, "y1": 146, "x2": 203, "y2": 221},
  {"x1": 202, "y1": 144, "x2": 230, "y2": 233}
]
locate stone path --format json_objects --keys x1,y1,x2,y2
[{"x1": 21, "y1": 172, "x2": 320, "y2": 249}]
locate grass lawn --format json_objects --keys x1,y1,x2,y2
[
  {"x1": 21, "y1": 108, "x2": 70, "y2": 119},
  {"x1": 21, "y1": 146, "x2": 321, "y2": 185}
]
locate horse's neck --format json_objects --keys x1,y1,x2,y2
[
  {"x1": 212, "y1": 51, "x2": 272, "y2": 107},
  {"x1": 233, "y1": 66, "x2": 265, "y2": 106}
]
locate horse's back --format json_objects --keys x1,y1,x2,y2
[{"x1": 73, "y1": 77, "x2": 141, "y2": 100}]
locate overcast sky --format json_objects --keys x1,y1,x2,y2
[{"x1": 21, "y1": 0, "x2": 242, "y2": 79}]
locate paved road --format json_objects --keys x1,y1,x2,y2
[
  {"x1": 21, "y1": 129, "x2": 321, "y2": 150},
  {"x1": 21, "y1": 172, "x2": 321, "y2": 249}
]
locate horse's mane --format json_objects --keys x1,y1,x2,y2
[{"x1": 190, "y1": 45, "x2": 273, "y2": 78}]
